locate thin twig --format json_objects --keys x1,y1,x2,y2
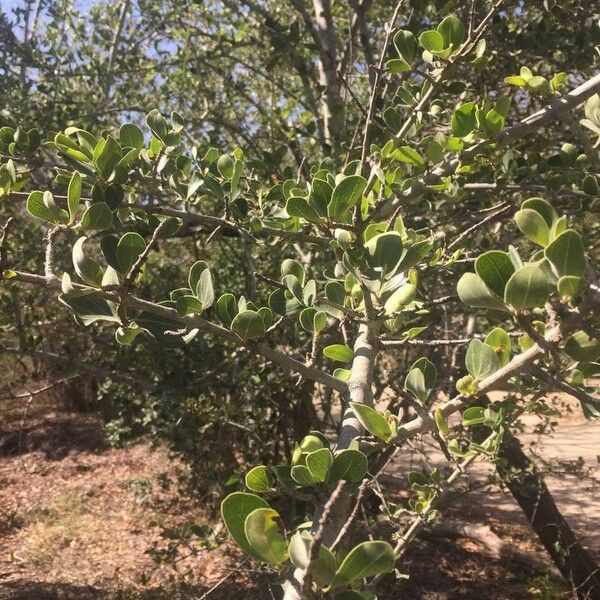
[
  {"x1": 447, "y1": 204, "x2": 511, "y2": 251},
  {"x1": 302, "y1": 480, "x2": 347, "y2": 593}
]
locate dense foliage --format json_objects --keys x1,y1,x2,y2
[{"x1": 1, "y1": 0, "x2": 599, "y2": 598}]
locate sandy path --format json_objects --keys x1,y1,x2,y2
[{"x1": 392, "y1": 394, "x2": 600, "y2": 560}]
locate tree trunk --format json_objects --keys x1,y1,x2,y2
[
  {"x1": 497, "y1": 430, "x2": 600, "y2": 599},
  {"x1": 472, "y1": 398, "x2": 600, "y2": 600},
  {"x1": 312, "y1": 0, "x2": 344, "y2": 150}
]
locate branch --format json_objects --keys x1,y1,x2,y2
[
  {"x1": 528, "y1": 365, "x2": 600, "y2": 412},
  {"x1": 0, "y1": 217, "x2": 14, "y2": 271},
  {"x1": 395, "y1": 324, "x2": 563, "y2": 444},
  {"x1": 302, "y1": 480, "x2": 346, "y2": 593},
  {"x1": 381, "y1": 337, "x2": 474, "y2": 348},
  {"x1": 373, "y1": 71, "x2": 600, "y2": 222},
  {"x1": 104, "y1": 0, "x2": 130, "y2": 99},
  {"x1": 446, "y1": 203, "x2": 511, "y2": 251},
  {"x1": 141, "y1": 204, "x2": 330, "y2": 246},
  {"x1": 7, "y1": 270, "x2": 349, "y2": 395},
  {"x1": 359, "y1": 0, "x2": 405, "y2": 178}
]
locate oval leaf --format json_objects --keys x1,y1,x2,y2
[
  {"x1": 504, "y1": 264, "x2": 550, "y2": 310},
  {"x1": 323, "y1": 344, "x2": 353, "y2": 363},
  {"x1": 331, "y1": 540, "x2": 395, "y2": 587},
  {"x1": 116, "y1": 232, "x2": 146, "y2": 274},
  {"x1": 329, "y1": 449, "x2": 367, "y2": 484},
  {"x1": 475, "y1": 251, "x2": 515, "y2": 298},
  {"x1": 545, "y1": 229, "x2": 586, "y2": 277},
  {"x1": 350, "y1": 402, "x2": 393, "y2": 442},
  {"x1": 231, "y1": 310, "x2": 266, "y2": 340},
  {"x1": 220, "y1": 492, "x2": 269, "y2": 557},
  {"x1": 465, "y1": 338, "x2": 499, "y2": 379},
  {"x1": 245, "y1": 466, "x2": 274, "y2": 493},
  {"x1": 328, "y1": 175, "x2": 367, "y2": 219}
]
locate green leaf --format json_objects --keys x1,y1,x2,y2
[
  {"x1": 281, "y1": 258, "x2": 306, "y2": 286},
  {"x1": 394, "y1": 146, "x2": 425, "y2": 167},
  {"x1": 290, "y1": 464, "x2": 317, "y2": 486},
  {"x1": 557, "y1": 276, "x2": 585, "y2": 299},
  {"x1": 386, "y1": 59, "x2": 411, "y2": 74},
  {"x1": 452, "y1": 102, "x2": 477, "y2": 137},
  {"x1": 94, "y1": 136, "x2": 121, "y2": 179},
  {"x1": 189, "y1": 260, "x2": 209, "y2": 291},
  {"x1": 435, "y1": 408, "x2": 449, "y2": 437},
  {"x1": 116, "y1": 232, "x2": 146, "y2": 274},
  {"x1": 309, "y1": 178, "x2": 332, "y2": 216},
  {"x1": 196, "y1": 268, "x2": 215, "y2": 309},
  {"x1": 245, "y1": 466, "x2": 274, "y2": 493},
  {"x1": 396, "y1": 240, "x2": 432, "y2": 272},
  {"x1": 72, "y1": 237, "x2": 103, "y2": 286},
  {"x1": 329, "y1": 449, "x2": 367, "y2": 484},
  {"x1": 419, "y1": 30, "x2": 445, "y2": 53},
  {"x1": 289, "y1": 531, "x2": 337, "y2": 587},
  {"x1": 313, "y1": 310, "x2": 327, "y2": 334},
  {"x1": 457, "y1": 272, "x2": 507, "y2": 311},
  {"x1": 521, "y1": 198, "x2": 557, "y2": 227},
  {"x1": 564, "y1": 331, "x2": 600, "y2": 362},
  {"x1": 483, "y1": 107, "x2": 505, "y2": 138},
  {"x1": 544, "y1": 230, "x2": 586, "y2": 277},
  {"x1": 394, "y1": 30, "x2": 416, "y2": 64},
  {"x1": 115, "y1": 323, "x2": 143, "y2": 345},
  {"x1": 456, "y1": 374, "x2": 478, "y2": 395},
  {"x1": 350, "y1": 402, "x2": 393, "y2": 442},
  {"x1": 119, "y1": 123, "x2": 144, "y2": 149},
  {"x1": 331, "y1": 541, "x2": 395, "y2": 587},
  {"x1": 216, "y1": 293, "x2": 237, "y2": 326},
  {"x1": 67, "y1": 171, "x2": 82, "y2": 224},
  {"x1": 475, "y1": 251, "x2": 515, "y2": 298},
  {"x1": 59, "y1": 292, "x2": 118, "y2": 326},
  {"x1": 299, "y1": 307, "x2": 317, "y2": 332},
  {"x1": 283, "y1": 274, "x2": 303, "y2": 303},
  {"x1": 286, "y1": 196, "x2": 321, "y2": 222},
  {"x1": 504, "y1": 265, "x2": 550, "y2": 310},
  {"x1": 231, "y1": 310, "x2": 266, "y2": 339},
  {"x1": 411, "y1": 357, "x2": 437, "y2": 388},
  {"x1": 504, "y1": 75, "x2": 527, "y2": 87},
  {"x1": 520, "y1": 66, "x2": 533, "y2": 80},
  {"x1": 54, "y1": 133, "x2": 92, "y2": 163},
  {"x1": 526, "y1": 76, "x2": 549, "y2": 93},
  {"x1": 328, "y1": 175, "x2": 367, "y2": 219},
  {"x1": 462, "y1": 406, "x2": 485, "y2": 426},
  {"x1": 43, "y1": 191, "x2": 68, "y2": 223},
  {"x1": 484, "y1": 327, "x2": 512, "y2": 367},
  {"x1": 323, "y1": 344, "x2": 353, "y2": 363},
  {"x1": 100, "y1": 235, "x2": 119, "y2": 270},
  {"x1": 325, "y1": 281, "x2": 345, "y2": 305},
  {"x1": 384, "y1": 283, "x2": 416, "y2": 315},
  {"x1": 437, "y1": 15, "x2": 465, "y2": 48},
  {"x1": 27, "y1": 190, "x2": 64, "y2": 223},
  {"x1": 334, "y1": 368, "x2": 351, "y2": 381},
  {"x1": 515, "y1": 208, "x2": 550, "y2": 246},
  {"x1": 221, "y1": 492, "x2": 269, "y2": 557},
  {"x1": 465, "y1": 338, "x2": 499, "y2": 379},
  {"x1": 146, "y1": 109, "x2": 169, "y2": 142},
  {"x1": 364, "y1": 232, "x2": 403, "y2": 275},
  {"x1": 80, "y1": 202, "x2": 113, "y2": 231},
  {"x1": 306, "y1": 448, "x2": 333, "y2": 483},
  {"x1": 404, "y1": 367, "x2": 427, "y2": 403},
  {"x1": 217, "y1": 154, "x2": 234, "y2": 178},
  {"x1": 176, "y1": 295, "x2": 204, "y2": 316},
  {"x1": 303, "y1": 279, "x2": 317, "y2": 306}
]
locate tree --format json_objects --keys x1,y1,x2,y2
[{"x1": 1, "y1": 0, "x2": 599, "y2": 599}]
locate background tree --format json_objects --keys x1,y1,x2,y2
[{"x1": 1, "y1": 0, "x2": 599, "y2": 598}]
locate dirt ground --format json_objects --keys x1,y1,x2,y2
[{"x1": 0, "y1": 391, "x2": 597, "y2": 600}]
